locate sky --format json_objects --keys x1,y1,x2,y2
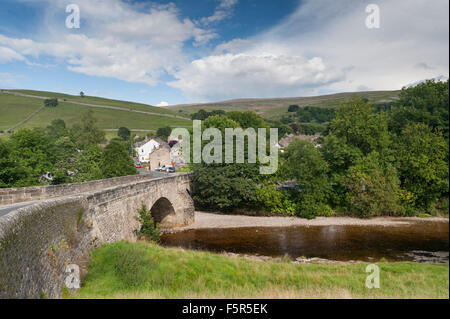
[{"x1": 0, "y1": 0, "x2": 448, "y2": 106}]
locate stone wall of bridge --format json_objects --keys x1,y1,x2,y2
[
  {"x1": 0, "y1": 173, "x2": 161, "y2": 206},
  {"x1": 0, "y1": 174, "x2": 194, "y2": 299}
]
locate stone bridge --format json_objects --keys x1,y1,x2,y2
[{"x1": 0, "y1": 173, "x2": 194, "y2": 299}]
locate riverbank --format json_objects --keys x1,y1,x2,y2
[
  {"x1": 72, "y1": 241, "x2": 449, "y2": 299},
  {"x1": 169, "y1": 211, "x2": 448, "y2": 233}
]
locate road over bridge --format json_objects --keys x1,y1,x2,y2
[{"x1": 0, "y1": 173, "x2": 194, "y2": 299}]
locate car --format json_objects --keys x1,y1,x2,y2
[
  {"x1": 155, "y1": 165, "x2": 166, "y2": 171},
  {"x1": 135, "y1": 162, "x2": 142, "y2": 168},
  {"x1": 166, "y1": 166, "x2": 175, "y2": 173}
]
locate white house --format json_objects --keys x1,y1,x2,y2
[
  {"x1": 169, "y1": 140, "x2": 186, "y2": 167},
  {"x1": 135, "y1": 138, "x2": 161, "y2": 163}
]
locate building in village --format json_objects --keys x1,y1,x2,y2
[{"x1": 135, "y1": 138, "x2": 172, "y2": 170}]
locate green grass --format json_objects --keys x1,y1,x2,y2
[
  {"x1": 8, "y1": 90, "x2": 179, "y2": 115},
  {"x1": 22, "y1": 102, "x2": 191, "y2": 130},
  {"x1": 0, "y1": 94, "x2": 43, "y2": 130},
  {"x1": 73, "y1": 241, "x2": 449, "y2": 299},
  {"x1": 0, "y1": 92, "x2": 192, "y2": 132},
  {"x1": 168, "y1": 90, "x2": 400, "y2": 120}
]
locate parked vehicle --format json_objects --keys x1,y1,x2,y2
[
  {"x1": 166, "y1": 166, "x2": 175, "y2": 173},
  {"x1": 155, "y1": 165, "x2": 166, "y2": 171},
  {"x1": 135, "y1": 162, "x2": 142, "y2": 168}
]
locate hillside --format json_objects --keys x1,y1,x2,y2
[
  {"x1": 167, "y1": 90, "x2": 400, "y2": 120},
  {"x1": 0, "y1": 90, "x2": 192, "y2": 136},
  {"x1": 0, "y1": 89, "x2": 401, "y2": 137}
]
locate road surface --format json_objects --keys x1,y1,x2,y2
[
  {"x1": 0, "y1": 170, "x2": 175, "y2": 219},
  {"x1": 0, "y1": 201, "x2": 40, "y2": 218}
]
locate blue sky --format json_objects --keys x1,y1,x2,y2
[{"x1": 0, "y1": 0, "x2": 448, "y2": 106}]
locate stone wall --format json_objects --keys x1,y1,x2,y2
[
  {"x1": 0, "y1": 173, "x2": 161, "y2": 206},
  {"x1": 0, "y1": 174, "x2": 194, "y2": 299}
]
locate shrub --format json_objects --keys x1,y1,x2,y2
[
  {"x1": 117, "y1": 127, "x2": 131, "y2": 141},
  {"x1": 113, "y1": 243, "x2": 153, "y2": 288},
  {"x1": 44, "y1": 98, "x2": 58, "y2": 107},
  {"x1": 255, "y1": 184, "x2": 296, "y2": 216},
  {"x1": 342, "y1": 152, "x2": 405, "y2": 217},
  {"x1": 288, "y1": 105, "x2": 299, "y2": 112},
  {"x1": 134, "y1": 203, "x2": 161, "y2": 242}
]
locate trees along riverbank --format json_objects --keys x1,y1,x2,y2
[{"x1": 190, "y1": 80, "x2": 449, "y2": 218}]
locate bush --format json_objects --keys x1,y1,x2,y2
[
  {"x1": 44, "y1": 98, "x2": 58, "y2": 107},
  {"x1": 117, "y1": 127, "x2": 131, "y2": 140},
  {"x1": 255, "y1": 184, "x2": 297, "y2": 216},
  {"x1": 191, "y1": 163, "x2": 258, "y2": 212},
  {"x1": 288, "y1": 105, "x2": 300, "y2": 112},
  {"x1": 342, "y1": 152, "x2": 404, "y2": 217},
  {"x1": 113, "y1": 243, "x2": 153, "y2": 288},
  {"x1": 134, "y1": 203, "x2": 161, "y2": 242},
  {"x1": 295, "y1": 193, "x2": 332, "y2": 219}
]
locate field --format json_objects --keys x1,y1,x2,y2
[
  {"x1": 72, "y1": 241, "x2": 449, "y2": 299},
  {"x1": 7, "y1": 90, "x2": 180, "y2": 115},
  {"x1": 0, "y1": 91, "x2": 192, "y2": 134},
  {"x1": 0, "y1": 89, "x2": 400, "y2": 134},
  {"x1": 167, "y1": 90, "x2": 400, "y2": 120}
]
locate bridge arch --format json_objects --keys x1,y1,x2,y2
[{"x1": 150, "y1": 197, "x2": 176, "y2": 228}]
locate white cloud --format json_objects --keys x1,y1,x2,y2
[
  {"x1": 156, "y1": 101, "x2": 169, "y2": 107},
  {"x1": 2, "y1": 0, "x2": 448, "y2": 102},
  {"x1": 0, "y1": 0, "x2": 215, "y2": 85},
  {"x1": 0, "y1": 46, "x2": 25, "y2": 63},
  {"x1": 200, "y1": 0, "x2": 239, "y2": 25},
  {"x1": 172, "y1": 0, "x2": 449, "y2": 101},
  {"x1": 170, "y1": 53, "x2": 344, "y2": 101}
]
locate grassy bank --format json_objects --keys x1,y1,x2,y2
[{"x1": 73, "y1": 241, "x2": 449, "y2": 299}]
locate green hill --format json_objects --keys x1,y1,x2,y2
[
  {"x1": 0, "y1": 89, "x2": 400, "y2": 137},
  {"x1": 0, "y1": 90, "x2": 192, "y2": 136},
  {"x1": 167, "y1": 90, "x2": 400, "y2": 120}
]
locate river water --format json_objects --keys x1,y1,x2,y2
[{"x1": 161, "y1": 219, "x2": 449, "y2": 263}]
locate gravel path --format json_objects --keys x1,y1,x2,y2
[{"x1": 174, "y1": 211, "x2": 448, "y2": 231}]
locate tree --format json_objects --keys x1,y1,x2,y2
[
  {"x1": 134, "y1": 203, "x2": 160, "y2": 242},
  {"x1": 191, "y1": 163, "x2": 258, "y2": 211},
  {"x1": 72, "y1": 145, "x2": 105, "y2": 182},
  {"x1": 203, "y1": 115, "x2": 239, "y2": 132},
  {"x1": 80, "y1": 91, "x2": 85, "y2": 98},
  {"x1": 330, "y1": 98, "x2": 391, "y2": 155},
  {"x1": 118, "y1": 127, "x2": 131, "y2": 141},
  {"x1": 191, "y1": 109, "x2": 226, "y2": 120},
  {"x1": 342, "y1": 152, "x2": 404, "y2": 217},
  {"x1": 46, "y1": 119, "x2": 67, "y2": 140},
  {"x1": 394, "y1": 123, "x2": 448, "y2": 211},
  {"x1": 70, "y1": 110, "x2": 105, "y2": 149},
  {"x1": 288, "y1": 105, "x2": 299, "y2": 112},
  {"x1": 321, "y1": 133, "x2": 363, "y2": 174},
  {"x1": 281, "y1": 139, "x2": 331, "y2": 218},
  {"x1": 227, "y1": 111, "x2": 267, "y2": 130},
  {"x1": 156, "y1": 126, "x2": 172, "y2": 141},
  {"x1": 0, "y1": 140, "x2": 29, "y2": 187},
  {"x1": 101, "y1": 140, "x2": 137, "y2": 178},
  {"x1": 389, "y1": 79, "x2": 449, "y2": 140},
  {"x1": 44, "y1": 98, "x2": 58, "y2": 107}
]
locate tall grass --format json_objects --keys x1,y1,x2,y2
[{"x1": 73, "y1": 241, "x2": 449, "y2": 299}]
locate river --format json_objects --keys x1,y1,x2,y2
[{"x1": 161, "y1": 215, "x2": 449, "y2": 263}]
